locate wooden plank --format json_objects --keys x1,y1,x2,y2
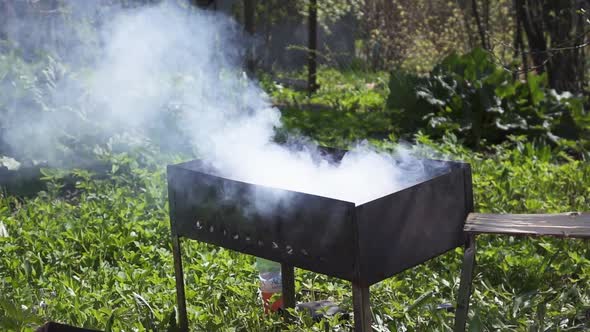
[{"x1": 464, "y1": 212, "x2": 590, "y2": 238}]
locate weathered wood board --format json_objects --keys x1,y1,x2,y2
[{"x1": 464, "y1": 212, "x2": 590, "y2": 239}]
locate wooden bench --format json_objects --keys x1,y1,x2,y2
[{"x1": 454, "y1": 212, "x2": 590, "y2": 331}]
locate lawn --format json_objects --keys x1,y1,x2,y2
[{"x1": 1, "y1": 100, "x2": 589, "y2": 331}]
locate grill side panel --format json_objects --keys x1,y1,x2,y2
[
  {"x1": 167, "y1": 164, "x2": 357, "y2": 281},
  {"x1": 356, "y1": 163, "x2": 472, "y2": 286}
]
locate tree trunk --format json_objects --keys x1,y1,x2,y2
[
  {"x1": 482, "y1": 0, "x2": 490, "y2": 46},
  {"x1": 471, "y1": 0, "x2": 489, "y2": 50},
  {"x1": 0, "y1": 0, "x2": 17, "y2": 40},
  {"x1": 455, "y1": 0, "x2": 476, "y2": 49},
  {"x1": 244, "y1": 0, "x2": 256, "y2": 73},
  {"x1": 545, "y1": 1, "x2": 585, "y2": 93},
  {"x1": 515, "y1": 0, "x2": 548, "y2": 73},
  {"x1": 308, "y1": 0, "x2": 318, "y2": 94},
  {"x1": 513, "y1": 0, "x2": 528, "y2": 78},
  {"x1": 515, "y1": 0, "x2": 588, "y2": 93}
]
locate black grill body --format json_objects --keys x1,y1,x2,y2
[{"x1": 167, "y1": 155, "x2": 473, "y2": 331}]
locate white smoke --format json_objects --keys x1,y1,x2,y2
[{"x1": 3, "y1": 1, "x2": 445, "y2": 205}]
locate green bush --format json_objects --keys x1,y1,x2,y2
[
  {"x1": 0, "y1": 51, "x2": 102, "y2": 165},
  {"x1": 387, "y1": 48, "x2": 590, "y2": 152},
  {"x1": 261, "y1": 67, "x2": 389, "y2": 113}
]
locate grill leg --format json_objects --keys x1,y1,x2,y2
[
  {"x1": 281, "y1": 263, "x2": 296, "y2": 313},
  {"x1": 172, "y1": 235, "x2": 189, "y2": 332},
  {"x1": 352, "y1": 282, "x2": 371, "y2": 331},
  {"x1": 454, "y1": 234, "x2": 476, "y2": 332}
]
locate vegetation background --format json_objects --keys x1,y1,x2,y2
[{"x1": 0, "y1": 0, "x2": 589, "y2": 331}]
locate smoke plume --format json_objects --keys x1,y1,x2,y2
[{"x1": 1, "y1": 1, "x2": 445, "y2": 205}]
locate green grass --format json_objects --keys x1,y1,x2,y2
[
  {"x1": 1, "y1": 59, "x2": 589, "y2": 332},
  {"x1": 1, "y1": 136, "x2": 589, "y2": 331},
  {"x1": 263, "y1": 68, "x2": 396, "y2": 149},
  {"x1": 260, "y1": 67, "x2": 390, "y2": 113}
]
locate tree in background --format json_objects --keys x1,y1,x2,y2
[
  {"x1": 3, "y1": 0, "x2": 590, "y2": 96},
  {"x1": 463, "y1": 0, "x2": 589, "y2": 93},
  {"x1": 357, "y1": 0, "x2": 518, "y2": 73},
  {"x1": 514, "y1": 0, "x2": 589, "y2": 93},
  {"x1": 0, "y1": 0, "x2": 61, "y2": 54}
]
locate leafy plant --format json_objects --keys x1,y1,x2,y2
[{"x1": 387, "y1": 48, "x2": 590, "y2": 152}]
